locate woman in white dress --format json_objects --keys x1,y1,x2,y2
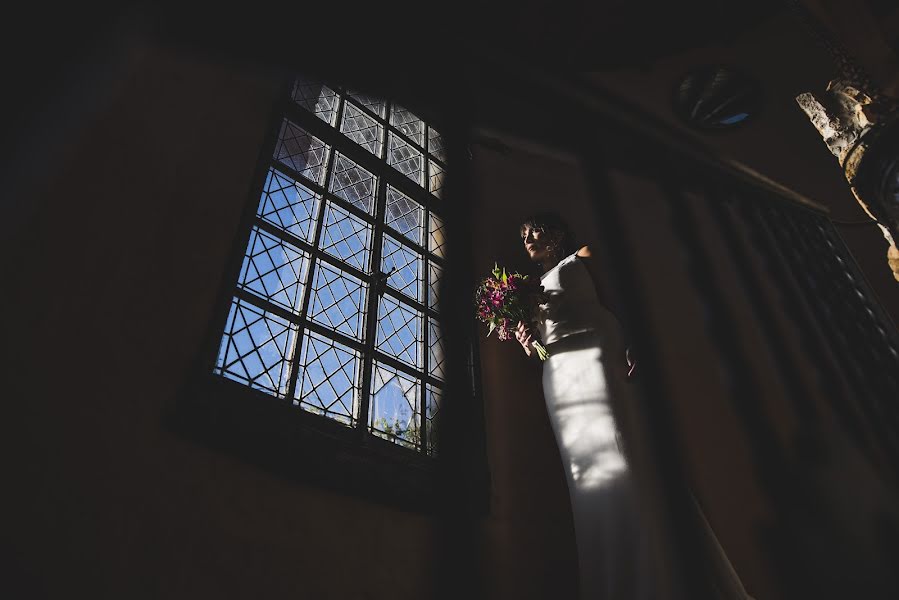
[
  {"x1": 515, "y1": 213, "x2": 756, "y2": 600},
  {"x1": 515, "y1": 212, "x2": 656, "y2": 600}
]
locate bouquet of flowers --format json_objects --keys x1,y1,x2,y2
[{"x1": 474, "y1": 263, "x2": 549, "y2": 360}]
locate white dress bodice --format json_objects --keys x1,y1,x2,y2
[{"x1": 536, "y1": 252, "x2": 626, "y2": 358}]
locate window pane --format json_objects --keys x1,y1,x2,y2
[
  {"x1": 376, "y1": 295, "x2": 421, "y2": 367},
  {"x1": 340, "y1": 103, "x2": 384, "y2": 157},
  {"x1": 370, "y1": 362, "x2": 421, "y2": 449},
  {"x1": 328, "y1": 153, "x2": 377, "y2": 214},
  {"x1": 385, "y1": 186, "x2": 423, "y2": 244},
  {"x1": 308, "y1": 262, "x2": 367, "y2": 339},
  {"x1": 291, "y1": 78, "x2": 339, "y2": 125},
  {"x1": 215, "y1": 298, "x2": 299, "y2": 396},
  {"x1": 294, "y1": 331, "x2": 359, "y2": 426},
  {"x1": 390, "y1": 104, "x2": 423, "y2": 145},
  {"x1": 428, "y1": 213, "x2": 446, "y2": 258},
  {"x1": 429, "y1": 160, "x2": 444, "y2": 199},
  {"x1": 347, "y1": 91, "x2": 386, "y2": 118},
  {"x1": 426, "y1": 384, "x2": 442, "y2": 455},
  {"x1": 320, "y1": 201, "x2": 373, "y2": 272},
  {"x1": 428, "y1": 127, "x2": 446, "y2": 163},
  {"x1": 257, "y1": 168, "x2": 319, "y2": 242},
  {"x1": 238, "y1": 227, "x2": 310, "y2": 313},
  {"x1": 274, "y1": 120, "x2": 330, "y2": 184},
  {"x1": 387, "y1": 132, "x2": 423, "y2": 186},
  {"x1": 428, "y1": 260, "x2": 442, "y2": 310},
  {"x1": 381, "y1": 234, "x2": 422, "y2": 301},
  {"x1": 428, "y1": 318, "x2": 445, "y2": 381}
]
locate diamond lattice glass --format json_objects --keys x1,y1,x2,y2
[
  {"x1": 381, "y1": 234, "x2": 422, "y2": 301},
  {"x1": 429, "y1": 160, "x2": 444, "y2": 199},
  {"x1": 428, "y1": 260, "x2": 442, "y2": 310},
  {"x1": 294, "y1": 331, "x2": 359, "y2": 426},
  {"x1": 341, "y1": 103, "x2": 384, "y2": 157},
  {"x1": 428, "y1": 318, "x2": 445, "y2": 381},
  {"x1": 320, "y1": 202, "x2": 372, "y2": 272},
  {"x1": 347, "y1": 91, "x2": 386, "y2": 118},
  {"x1": 428, "y1": 127, "x2": 446, "y2": 163},
  {"x1": 385, "y1": 186, "x2": 423, "y2": 244},
  {"x1": 291, "y1": 78, "x2": 339, "y2": 125},
  {"x1": 329, "y1": 153, "x2": 377, "y2": 214},
  {"x1": 426, "y1": 384, "x2": 442, "y2": 455},
  {"x1": 390, "y1": 104, "x2": 423, "y2": 145},
  {"x1": 370, "y1": 362, "x2": 421, "y2": 449},
  {"x1": 214, "y1": 80, "x2": 461, "y2": 456},
  {"x1": 428, "y1": 213, "x2": 446, "y2": 259},
  {"x1": 376, "y1": 295, "x2": 421, "y2": 367},
  {"x1": 237, "y1": 227, "x2": 310, "y2": 313},
  {"x1": 387, "y1": 132, "x2": 423, "y2": 186},
  {"x1": 215, "y1": 298, "x2": 299, "y2": 396},
  {"x1": 308, "y1": 262, "x2": 367, "y2": 339},
  {"x1": 274, "y1": 120, "x2": 329, "y2": 184},
  {"x1": 257, "y1": 168, "x2": 319, "y2": 242}
]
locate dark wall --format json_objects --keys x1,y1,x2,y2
[
  {"x1": 587, "y1": 13, "x2": 899, "y2": 324},
  {"x1": 3, "y1": 39, "x2": 437, "y2": 599}
]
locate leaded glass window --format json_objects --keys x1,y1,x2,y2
[{"x1": 213, "y1": 76, "x2": 448, "y2": 456}]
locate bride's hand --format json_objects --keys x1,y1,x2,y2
[{"x1": 515, "y1": 321, "x2": 535, "y2": 357}]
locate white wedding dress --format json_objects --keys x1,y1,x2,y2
[{"x1": 537, "y1": 252, "x2": 658, "y2": 600}]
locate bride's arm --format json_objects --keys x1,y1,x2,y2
[{"x1": 576, "y1": 245, "x2": 637, "y2": 377}]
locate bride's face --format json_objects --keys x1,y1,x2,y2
[{"x1": 521, "y1": 225, "x2": 559, "y2": 263}]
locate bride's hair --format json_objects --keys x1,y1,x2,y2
[{"x1": 520, "y1": 211, "x2": 575, "y2": 256}]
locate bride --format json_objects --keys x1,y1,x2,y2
[
  {"x1": 515, "y1": 213, "x2": 753, "y2": 600},
  {"x1": 514, "y1": 211, "x2": 656, "y2": 600},
  {"x1": 514, "y1": 212, "x2": 756, "y2": 600}
]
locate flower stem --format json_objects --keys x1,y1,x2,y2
[{"x1": 533, "y1": 341, "x2": 549, "y2": 361}]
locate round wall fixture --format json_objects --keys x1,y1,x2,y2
[{"x1": 672, "y1": 65, "x2": 763, "y2": 131}]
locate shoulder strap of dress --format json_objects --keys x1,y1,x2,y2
[{"x1": 561, "y1": 252, "x2": 580, "y2": 267}]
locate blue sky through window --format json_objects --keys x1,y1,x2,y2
[{"x1": 214, "y1": 77, "x2": 447, "y2": 454}]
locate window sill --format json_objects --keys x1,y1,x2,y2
[{"x1": 170, "y1": 372, "x2": 439, "y2": 513}]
